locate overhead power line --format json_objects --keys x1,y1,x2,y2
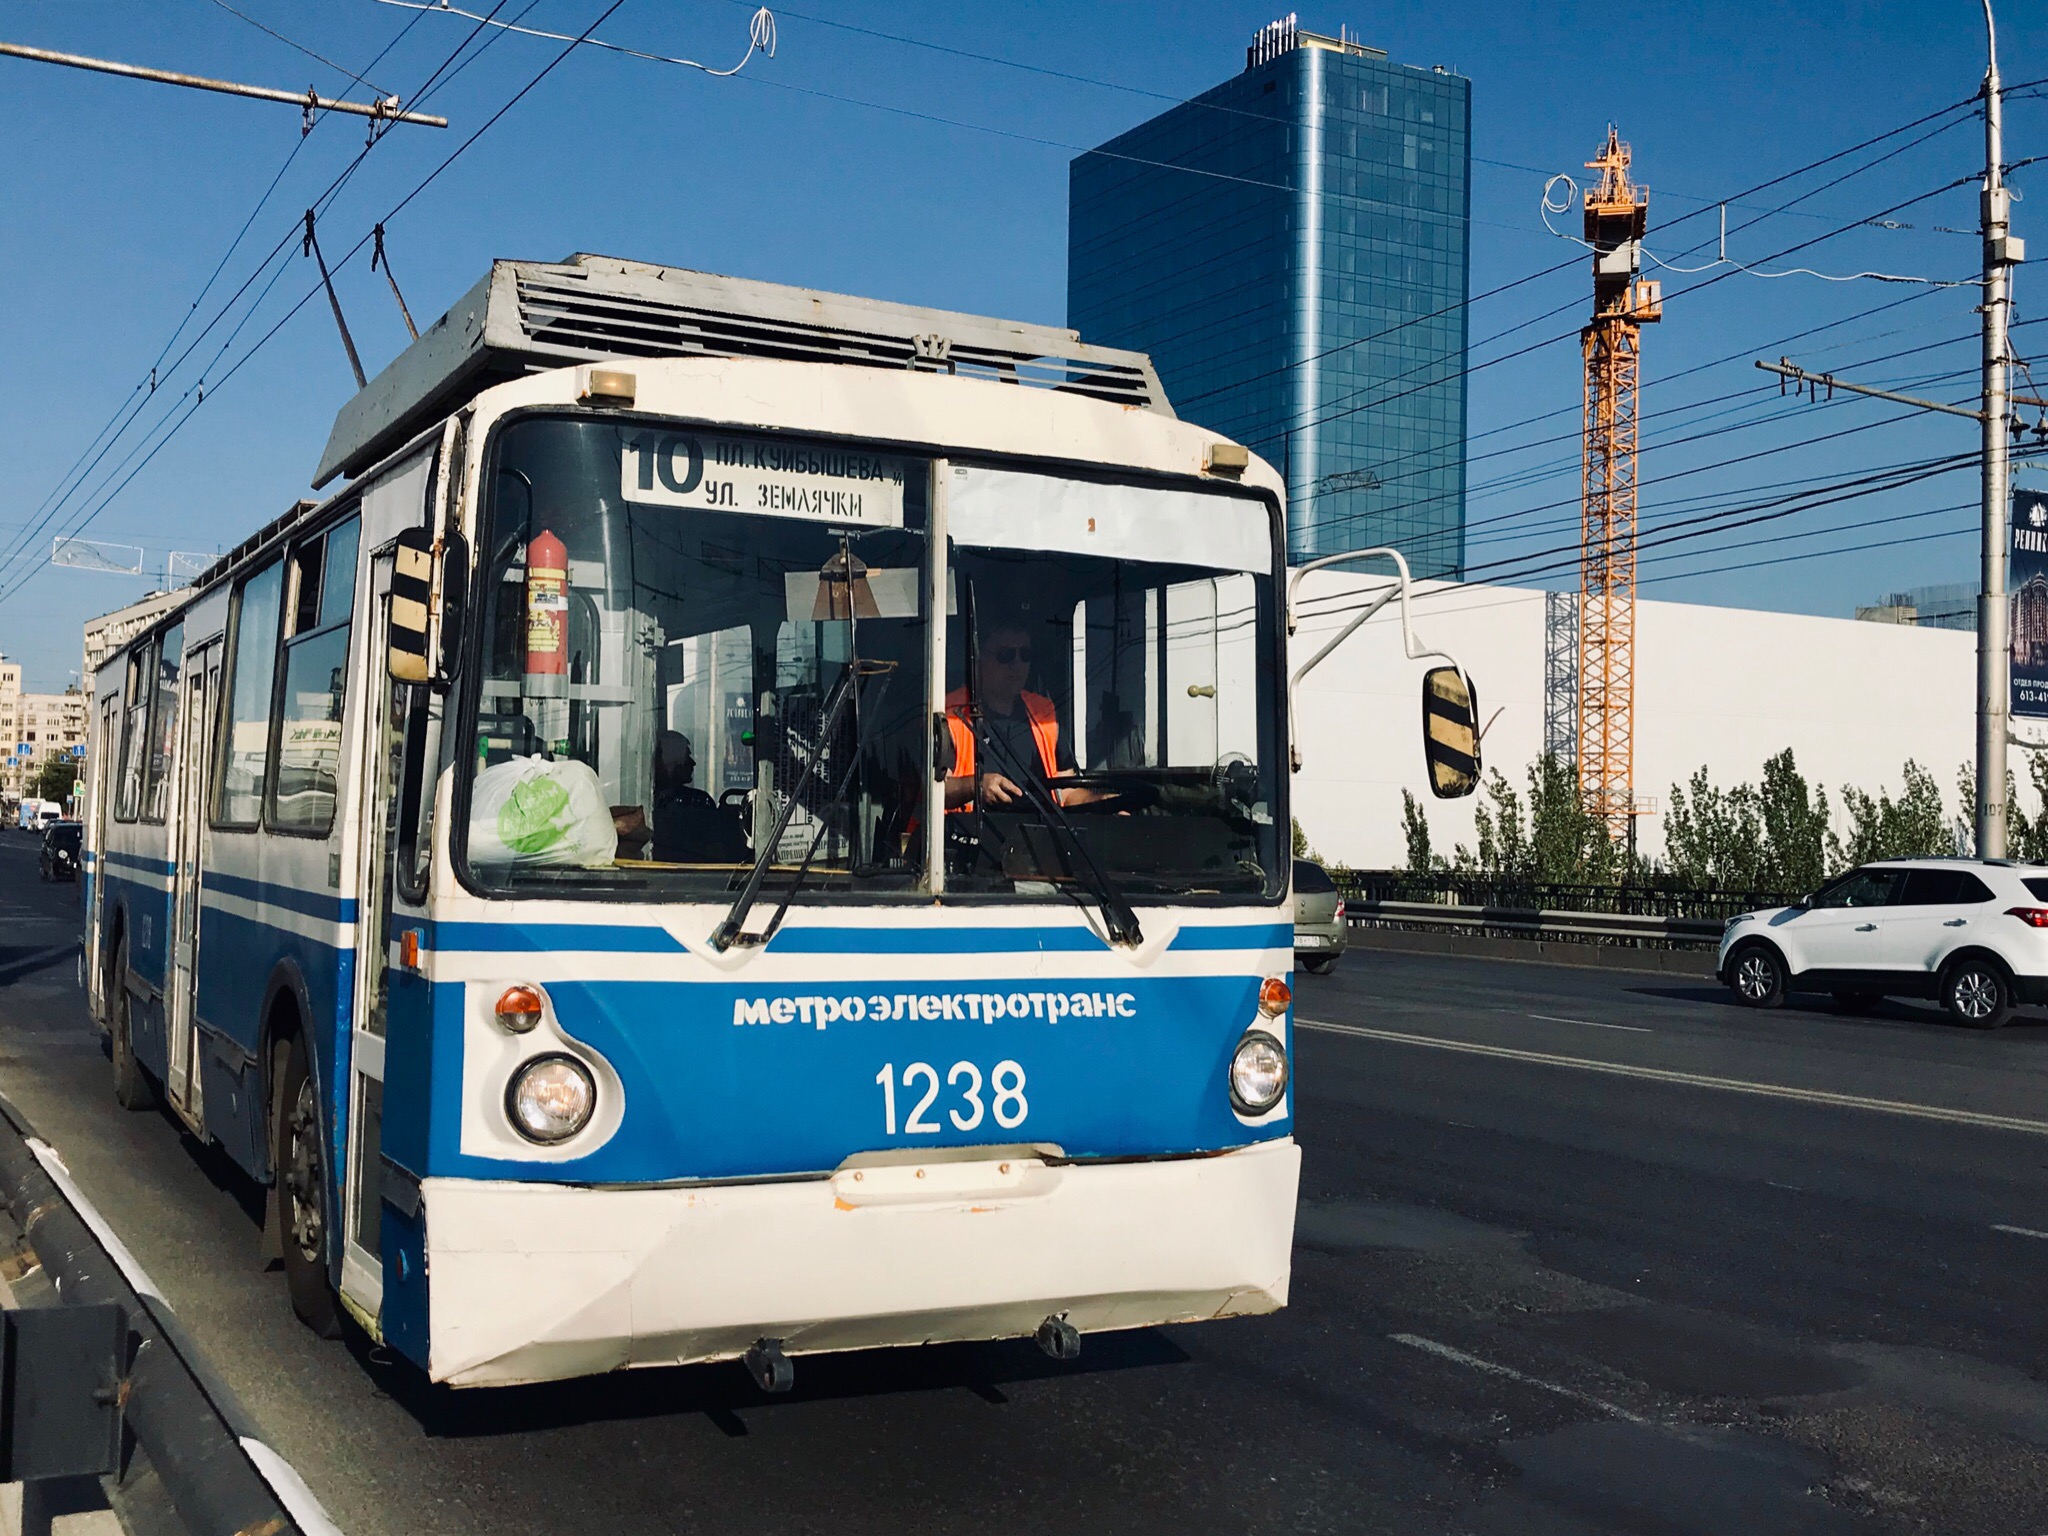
[
  {"x1": 0, "y1": 0, "x2": 642, "y2": 610},
  {"x1": 203, "y1": 0, "x2": 396, "y2": 101},
  {"x1": 0, "y1": 0, "x2": 556, "y2": 597}
]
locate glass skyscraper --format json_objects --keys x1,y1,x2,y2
[{"x1": 1068, "y1": 20, "x2": 1471, "y2": 573}]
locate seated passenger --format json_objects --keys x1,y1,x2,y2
[{"x1": 651, "y1": 730, "x2": 749, "y2": 864}]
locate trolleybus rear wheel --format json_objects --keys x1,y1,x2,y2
[
  {"x1": 110, "y1": 935, "x2": 157, "y2": 1111},
  {"x1": 277, "y1": 1032, "x2": 342, "y2": 1338}
]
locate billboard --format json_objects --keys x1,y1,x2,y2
[{"x1": 2014, "y1": 488, "x2": 2048, "y2": 722}]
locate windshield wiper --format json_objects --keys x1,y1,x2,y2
[
  {"x1": 711, "y1": 660, "x2": 891, "y2": 951},
  {"x1": 957, "y1": 576, "x2": 1141, "y2": 946},
  {"x1": 974, "y1": 696, "x2": 1145, "y2": 949}
]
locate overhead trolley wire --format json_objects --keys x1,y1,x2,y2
[
  {"x1": 0, "y1": 0, "x2": 484, "y2": 591},
  {"x1": 0, "y1": 0, "x2": 538, "y2": 600},
  {"x1": 0, "y1": 0, "x2": 632, "y2": 611},
  {"x1": 4, "y1": 5, "x2": 450, "y2": 587}
]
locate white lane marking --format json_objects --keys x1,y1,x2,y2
[
  {"x1": 25, "y1": 1139, "x2": 165, "y2": 1302},
  {"x1": 240, "y1": 1438, "x2": 346, "y2": 1536},
  {"x1": 1389, "y1": 1333, "x2": 1649, "y2": 1425},
  {"x1": 1992, "y1": 1223, "x2": 2048, "y2": 1240},
  {"x1": 1527, "y1": 1013, "x2": 1653, "y2": 1034},
  {"x1": 1300, "y1": 1019, "x2": 2048, "y2": 1137}
]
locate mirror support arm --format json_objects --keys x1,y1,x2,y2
[{"x1": 1285, "y1": 547, "x2": 1464, "y2": 771}]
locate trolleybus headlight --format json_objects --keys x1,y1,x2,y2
[
  {"x1": 507, "y1": 1055, "x2": 596, "y2": 1143},
  {"x1": 1258, "y1": 976, "x2": 1291, "y2": 1018},
  {"x1": 1229, "y1": 1029, "x2": 1289, "y2": 1115},
  {"x1": 495, "y1": 983, "x2": 546, "y2": 1033}
]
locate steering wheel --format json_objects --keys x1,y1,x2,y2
[
  {"x1": 1214, "y1": 753, "x2": 1259, "y2": 808},
  {"x1": 718, "y1": 788, "x2": 750, "y2": 810}
]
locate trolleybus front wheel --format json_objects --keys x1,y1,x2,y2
[{"x1": 277, "y1": 1032, "x2": 342, "y2": 1338}]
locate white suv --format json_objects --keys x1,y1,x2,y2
[{"x1": 1718, "y1": 858, "x2": 2048, "y2": 1028}]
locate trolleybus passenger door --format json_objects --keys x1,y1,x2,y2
[
  {"x1": 341, "y1": 552, "x2": 399, "y2": 1310},
  {"x1": 164, "y1": 643, "x2": 220, "y2": 1122},
  {"x1": 84, "y1": 695, "x2": 118, "y2": 1020}
]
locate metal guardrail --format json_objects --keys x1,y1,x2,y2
[
  {"x1": 1347, "y1": 898, "x2": 1727, "y2": 948},
  {"x1": 1335, "y1": 871, "x2": 1793, "y2": 924},
  {"x1": 0, "y1": 1092, "x2": 339, "y2": 1536}
]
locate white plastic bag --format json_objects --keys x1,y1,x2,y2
[{"x1": 468, "y1": 754, "x2": 618, "y2": 868}]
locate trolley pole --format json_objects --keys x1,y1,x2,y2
[{"x1": 1978, "y1": 0, "x2": 2017, "y2": 857}]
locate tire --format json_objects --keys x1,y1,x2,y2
[
  {"x1": 1301, "y1": 955, "x2": 1338, "y2": 976},
  {"x1": 1727, "y1": 943, "x2": 1787, "y2": 1009},
  {"x1": 109, "y1": 936, "x2": 158, "y2": 1111},
  {"x1": 1941, "y1": 957, "x2": 2012, "y2": 1030},
  {"x1": 276, "y1": 1032, "x2": 342, "y2": 1338}
]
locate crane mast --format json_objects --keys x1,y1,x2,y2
[{"x1": 1578, "y1": 128, "x2": 1661, "y2": 845}]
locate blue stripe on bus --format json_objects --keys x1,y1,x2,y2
[
  {"x1": 422, "y1": 922, "x2": 688, "y2": 954},
  {"x1": 102, "y1": 850, "x2": 174, "y2": 877},
  {"x1": 203, "y1": 871, "x2": 358, "y2": 924},
  {"x1": 1167, "y1": 923, "x2": 1293, "y2": 951}
]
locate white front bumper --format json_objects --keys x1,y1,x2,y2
[{"x1": 421, "y1": 1138, "x2": 1301, "y2": 1387}]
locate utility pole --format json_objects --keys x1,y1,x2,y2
[
  {"x1": 1978, "y1": 0, "x2": 2019, "y2": 857},
  {"x1": 0, "y1": 39, "x2": 447, "y2": 128},
  {"x1": 1758, "y1": 3, "x2": 2024, "y2": 859}
]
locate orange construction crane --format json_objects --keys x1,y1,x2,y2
[{"x1": 1578, "y1": 127, "x2": 1660, "y2": 845}]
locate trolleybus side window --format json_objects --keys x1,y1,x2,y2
[
  {"x1": 457, "y1": 415, "x2": 931, "y2": 897},
  {"x1": 113, "y1": 639, "x2": 156, "y2": 823},
  {"x1": 267, "y1": 516, "x2": 362, "y2": 836},
  {"x1": 214, "y1": 559, "x2": 285, "y2": 828},
  {"x1": 139, "y1": 621, "x2": 184, "y2": 824}
]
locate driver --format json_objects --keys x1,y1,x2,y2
[{"x1": 942, "y1": 619, "x2": 1085, "y2": 812}]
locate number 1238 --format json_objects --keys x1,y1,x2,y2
[{"x1": 874, "y1": 1060, "x2": 1028, "y2": 1134}]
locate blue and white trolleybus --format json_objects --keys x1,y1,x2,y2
[{"x1": 81, "y1": 256, "x2": 1478, "y2": 1388}]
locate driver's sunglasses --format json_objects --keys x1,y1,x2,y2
[{"x1": 991, "y1": 646, "x2": 1033, "y2": 665}]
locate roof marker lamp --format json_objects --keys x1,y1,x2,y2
[
  {"x1": 1229, "y1": 1030, "x2": 1289, "y2": 1116},
  {"x1": 578, "y1": 366, "x2": 636, "y2": 405},
  {"x1": 495, "y1": 983, "x2": 546, "y2": 1034},
  {"x1": 507, "y1": 1055, "x2": 596, "y2": 1144}
]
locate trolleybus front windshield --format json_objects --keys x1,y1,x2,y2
[{"x1": 458, "y1": 415, "x2": 1283, "y2": 903}]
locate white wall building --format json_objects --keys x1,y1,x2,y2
[{"x1": 1288, "y1": 571, "x2": 1975, "y2": 869}]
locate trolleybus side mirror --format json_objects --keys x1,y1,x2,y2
[
  {"x1": 1421, "y1": 664, "x2": 1480, "y2": 799},
  {"x1": 387, "y1": 526, "x2": 435, "y2": 684}
]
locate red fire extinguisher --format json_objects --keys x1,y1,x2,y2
[{"x1": 524, "y1": 529, "x2": 568, "y2": 681}]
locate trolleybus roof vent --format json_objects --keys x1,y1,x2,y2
[{"x1": 315, "y1": 254, "x2": 1175, "y2": 486}]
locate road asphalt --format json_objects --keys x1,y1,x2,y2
[{"x1": 2, "y1": 835, "x2": 2044, "y2": 1533}]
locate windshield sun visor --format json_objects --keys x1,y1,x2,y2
[{"x1": 948, "y1": 465, "x2": 1272, "y2": 575}]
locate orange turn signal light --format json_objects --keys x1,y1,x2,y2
[
  {"x1": 1258, "y1": 976, "x2": 1292, "y2": 1017},
  {"x1": 495, "y1": 983, "x2": 546, "y2": 1033}
]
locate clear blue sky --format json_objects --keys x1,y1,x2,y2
[{"x1": 0, "y1": 0, "x2": 2041, "y2": 688}]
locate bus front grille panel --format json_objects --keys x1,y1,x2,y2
[{"x1": 512, "y1": 274, "x2": 1163, "y2": 411}]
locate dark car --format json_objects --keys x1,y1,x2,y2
[{"x1": 38, "y1": 820, "x2": 81, "y2": 882}]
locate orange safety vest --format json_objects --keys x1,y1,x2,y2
[{"x1": 945, "y1": 687, "x2": 1061, "y2": 813}]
